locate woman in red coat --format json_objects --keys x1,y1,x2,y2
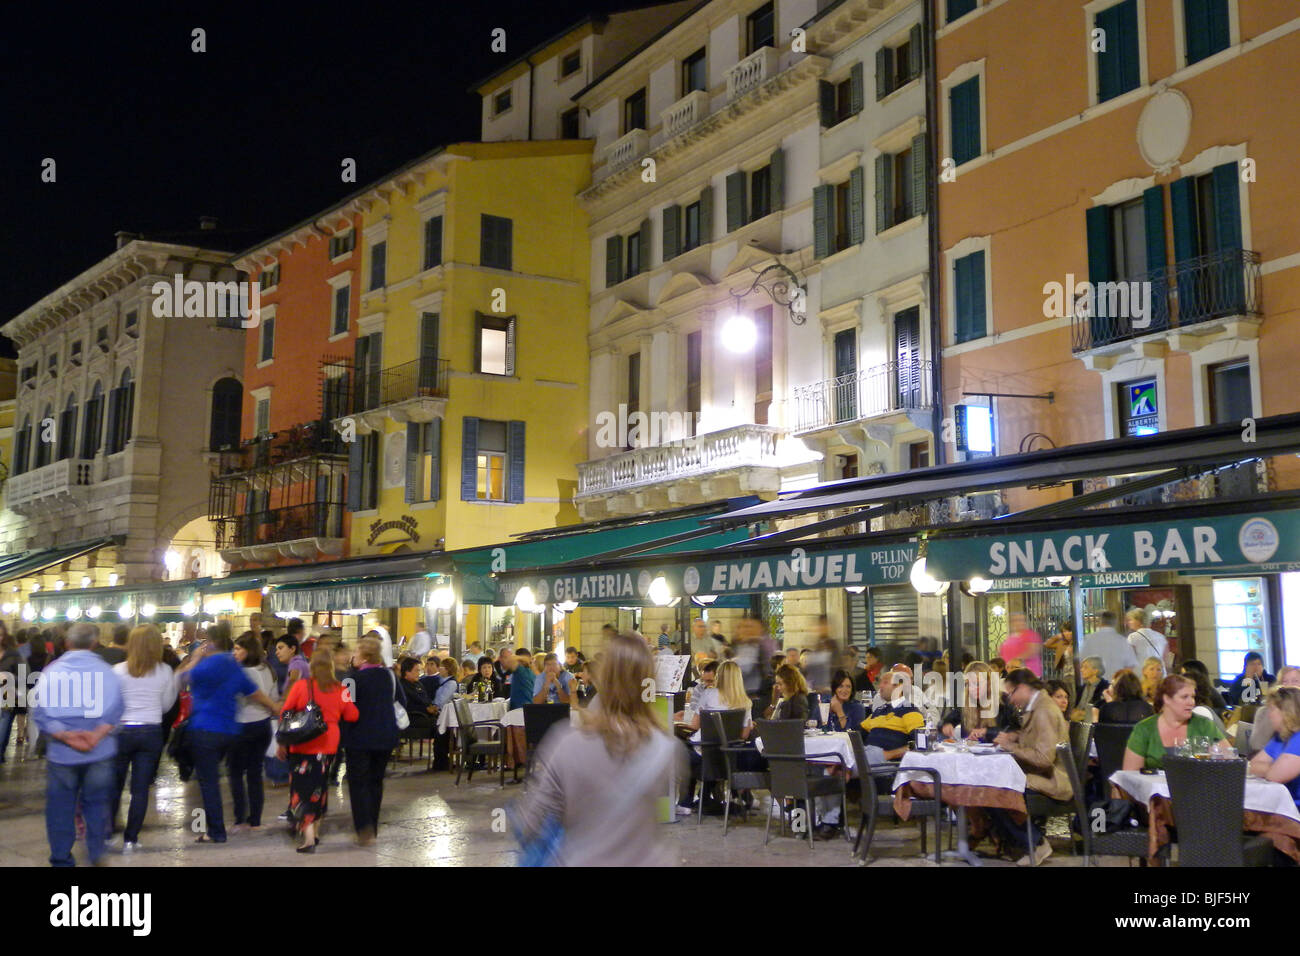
[{"x1": 277, "y1": 650, "x2": 358, "y2": 852}]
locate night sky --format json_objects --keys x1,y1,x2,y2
[{"x1": 1, "y1": 0, "x2": 636, "y2": 356}]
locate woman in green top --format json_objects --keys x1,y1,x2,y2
[{"x1": 1123, "y1": 674, "x2": 1227, "y2": 770}]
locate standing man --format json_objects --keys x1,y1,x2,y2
[
  {"x1": 505, "y1": 647, "x2": 535, "y2": 711},
  {"x1": 408, "y1": 621, "x2": 433, "y2": 660},
  {"x1": 1079, "y1": 611, "x2": 1138, "y2": 680},
  {"x1": 32, "y1": 622, "x2": 124, "y2": 867},
  {"x1": 1125, "y1": 608, "x2": 1172, "y2": 675}
]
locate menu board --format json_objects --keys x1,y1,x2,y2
[
  {"x1": 1213, "y1": 577, "x2": 1268, "y2": 678},
  {"x1": 654, "y1": 655, "x2": 691, "y2": 694}
]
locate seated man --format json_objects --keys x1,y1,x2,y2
[
  {"x1": 398, "y1": 658, "x2": 437, "y2": 733},
  {"x1": 532, "y1": 653, "x2": 574, "y2": 704},
  {"x1": 859, "y1": 671, "x2": 925, "y2": 766}
]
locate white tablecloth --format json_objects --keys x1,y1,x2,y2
[
  {"x1": 894, "y1": 749, "x2": 1026, "y2": 793},
  {"x1": 438, "y1": 699, "x2": 508, "y2": 733},
  {"x1": 1110, "y1": 769, "x2": 1300, "y2": 824},
  {"x1": 755, "y1": 731, "x2": 856, "y2": 771}
]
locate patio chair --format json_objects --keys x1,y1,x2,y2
[
  {"x1": 522, "y1": 704, "x2": 570, "y2": 779},
  {"x1": 1092, "y1": 722, "x2": 1137, "y2": 787},
  {"x1": 755, "y1": 719, "x2": 849, "y2": 849},
  {"x1": 1234, "y1": 722, "x2": 1254, "y2": 758},
  {"x1": 453, "y1": 698, "x2": 506, "y2": 788},
  {"x1": 1023, "y1": 737, "x2": 1091, "y2": 859},
  {"x1": 1164, "y1": 755, "x2": 1274, "y2": 866},
  {"x1": 688, "y1": 708, "x2": 744, "y2": 826},
  {"x1": 712, "y1": 710, "x2": 769, "y2": 834},
  {"x1": 847, "y1": 730, "x2": 943, "y2": 864}
]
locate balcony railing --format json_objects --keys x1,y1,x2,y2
[
  {"x1": 605, "y1": 128, "x2": 649, "y2": 174},
  {"x1": 661, "y1": 90, "x2": 709, "y2": 139},
  {"x1": 576, "y1": 423, "x2": 784, "y2": 496},
  {"x1": 791, "y1": 361, "x2": 934, "y2": 434},
  {"x1": 215, "y1": 420, "x2": 343, "y2": 476},
  {"x1": 1072, "y1": 248, "x2": 1262, "y2": 352},
  {"x1": 726, "y1": 46, "x2": 780, "y2": 102},
  {"x1": 214, "y1": 501, "x2": 344, "y2": 551},
  {"x1": 350, "y1": 356, "x2": 450, "y2": 415},
  {"x1": 6, "y1": 458, "x2": 94, "y2": 511}
]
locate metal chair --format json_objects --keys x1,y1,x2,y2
[
  {"x1": 713, "y1": 710, "x2": 770, "y2": 834},
  {"x1": 1023, "y1": 736, "x2": 1091, "y2": 859},
  {"x1": 692, "y1": 708, "x2": 745, "y2": 827},
  {"x1": 755, "y1": 719, "x2": 850, "y2": 849},
  {"x1": 453, "y1": 699, "x2": 506, "y2": 788},
  {"x1": 522, "y1": 704, "x2": 570, "y2": 778},
  {"x1": 1092, "y1": 722, "x2": 1137, "y2": 787},
  {"x1": 847, "y1": 730, "x2": 943, "y2": 864},
  {"x1": 1164, "y1": 755, "x2": 1274, "y2": 866}
]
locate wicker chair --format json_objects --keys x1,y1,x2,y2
[
  {"x1": 755, "y1": 719, "x2": 850, "y2": 849},
  {"x1": 712, "y1": 710, "x2": 770, "y2": 834},
  {"x1": 522, "y1": 704, "x2": 570, "y2": 778},
  {"x1": 453, "y1": 699, "x2": 506, "y2": 788},
  {"x1": 1022, "y1": 733, "x2": 1092, "y2": 859},
  {"x1": 1164, "y1": 755, "x2": 1274, "y2": 866},
  {"x1": 847, "y1": 730, "x2": 943, "y2": 864}
]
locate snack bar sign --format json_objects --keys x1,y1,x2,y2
[
  {"x1": 496, "y1": 543, "x2": 917, "y2": 605},
  {"x1": 925, "y1": 512, "x2": 1300, "y2": 582}
]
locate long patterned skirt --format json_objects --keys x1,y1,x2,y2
[{"x1": 289, "y1": 753, "x2": 335, "y2": 829}]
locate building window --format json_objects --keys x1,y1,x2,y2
[
  {"x1": 953, "y1": 249, "x2": 987, "y2": 343},
  {"x1": 682, "y1": 48, "x2": 707, "y2": 94},
  {"x1": 259, "y1": 264, "x2": 280, "y2": 291},
  {"x1": 418, "y1": 215, "x2": 442, "y2": 271},
  {"x1": 746, "y1": 2, "x2": 775, "y2": 54},
  {"x1": 907, "y1": 441, "x2": 930, "y2": 470},
  {"x1": 332, "y1": 284, "x2": 350, "y2": 336},
  {"x1": 1095, "y1": 0, "x2": 1140, "y2": 103},
  {"x1": 477, "y1": 454, "x2": 506, "y2": 502},
  {"x1": 369, "y1": 240, "x2": 386, "y2": 291},
  {"x1": 1169, "y1": 162, "x2": 1245, "y2": 322},
  {"x1": 1119, "y1": 378, "x2": 1159, "y2": 436},
  {"x1": 876, "y1": 135, "x2": 928, "y2": 232},
  {"x1": 81, "y1": 382, "x2": 104, "y2": 459},
  {"x1": 124, "y1": 310, "x2": 138, "y2": 335},
  {"x1": 96, "y1": 326, "x2": 109, "y2": 352},
  {"x1": 626, "y1": 230, "x2": 642, "y2": 277},
  {"x1": 57, "y1": 394, "x2": 78, "y2": 461},
  {"x1": 949, "y1": 76, "x2": 981, "y2": 165},
  {"x1": 480, "y1": 214, "x2": 513, "y2": 271},
  {"x1": 209, "y1": 377, "x2": 243, "y2": 452},
  {"x1": 357, "y1": 432, "x2": 380, "y2": 510},
  {"x1": 877, "y1": 26, "x2": 923, "y2": 100},
  {"x1": 1184, "y1": 0, "x2": 1230, "y2": 65},
  {"x1": 405, "y1": 419, "x2": 442, "y2": 504},
  {"x1": 47, "y1": 352, "x2": 58, "y2": 376},
  {"x1": 1208, "y1": 360, "x2": 1251, "y2": 424},
  {"x1": 561, "y1": 49, "x2": 581, "y2": 77},
  {"x1": 626, "y1": 352, "x2": 641, "y2": 448},
  {"x1": 328, "y1": 230, "x2": 355, "y2": 259},
  {"x1": 107, "y1": 367, "x2": 135, "y2": 454},
  {"x1": 494, "y1": 88, "x2": 512, "y2": 115},
  {"x1": 821, "y1": 74, "x2": 859, "y2": 127},
  {"x1": 476, "y1": 313, "x2": 516, "y2": 376},
  {"x1": 685, "y1": 331, "x2": 701, "y2": 437},
  {"x1": 750, "y1": 165, "x2": 772, "y2": 221},
  {"x1": 623, "y1": 88, "x2": 647, "y2": 133},
  {"x1": 683, "y1": 201, "x2": 702, "y2": 251},
  {"x1": 560, "y1": 107, "x2": 580, "y2": 139},
  {"x1": 813, "y1": 170, "x2": 864, "y2": 258},
  {"x1": 254, "y1": 396, "x2": 271, "y2": 438},
  {"x1": 259, "y1": 316, "x2": 275, "y2": 363},
  {"x1": 35, "y1": 404, "x2": 53, "y2": 469},
  {"x1": 70, "y1": 340, "x2": 83, "y2": 365},
  {"x1": 1110, "y1": 198, "x2": 1147, "y2": 280},
  {"x1": 840, "y1": 453, "x2": 860, "y2": 480},
  {"x1": 460, "y1": 417, "x2": 524, "y2": 503},
  {"x1": 947, "y1": 0, "x2": 977, "y2": 24}
]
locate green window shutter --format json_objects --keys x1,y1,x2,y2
[
  {"x1": 347, "y1": 438, "x2": 363, "y2": 511},
  {"x1": 954, "y1": 251, "x2": 987, "y2": 343},
  {"x1": 874, "y1": 153, "x2": 892, "y2": 233},
  {"x1": 1184, "y1": 0, "x2": 1229, "y2": 65},
  {"x1": 848, "y1": 166, "x2": 865, "y2": 246},
  {"x1": 1086, "y1": 205, "x2": 1114, "y2": 284},
  {"x1": 947, "y1": 0, "x2": 977, "y2": 22},
  {"x1": 813, "y1": 185, "x2": 833, "y2": 260},
  {"x1": 875, "y1": 46, "x2": 893, "y2": 100},
  {"x1": 949, "y1": 77, "x2": 980, "y2": 165},
  {"x1": 699, "y1": 185, "x2": 713, "y2": 240},
  {"x1": 638, "y1": 218, "x2": 652, "y2": 273},
  {"x1": 908, "y1": 24, "x2": 923, "y2": 79},
  {"x1": 404, "y1": 426, "x2": 421, "y2": 504},
  {"x1": 506, "y1": 421, "x2": 526, "y2": 504},
  {"x1": 1207, "y1": 0, "x2": 1231, "y2": 59},
  {"x1": 661, "y1": 205, "x2": 681, "y2": 262},
  {"x1": 427, "y1": 418, "x2": 441, "y2": 502},
  {"x1": 819, "y1": 80, "x2": 836, "y2": 127},
  {"x1": 460, "y1": 416, "x2": 479, "y2": 501},
  {"x1": 1211, "y1": 161, "x2": 1243, "y2": 252},
  {"x1": 911, "y1": 132, "x2": 928, "y2": 217},
  {"x1": 1142, "y1": 185, "x2": 1166, "y2": 272},
  {"x1": 725, "y1": 171, "x2": 747, "y2": 233},
  {"x1": 1169, "y1": 177, "x2": 1198, "y2": 266},
  {"x1": 768, "y1": 148, "x2": 784, "y2": 212},
  {"x1": 605, "y1": 235, "x2": 623, "y2": 287},
  {"x1": 1097, "y1": 0, "x2": 1139, "y2": 102},
  {"x1": 849, "y1": 62, "x2": 864, "y2": 114}
]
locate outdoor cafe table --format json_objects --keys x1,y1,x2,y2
[
  {"x1": 438, "y1": 699, "x2": 522, "y2": 769},
  {"x1": 1111, "y1": 768, "x2": 1300, "y2": 863},
  {"x1": 753, "y1": 730, "x2": 857, "y2": 772},
  {"x1": 892, "y1": 747, "x2": 1027, "y2": 866}
]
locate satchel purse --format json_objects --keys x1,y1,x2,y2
[
  {"x1": 390, "y1": 669, "x2": 410, "y2": 731},
  {"x1": 276, "y1": 676, "x2": 328, "y2": 746}
]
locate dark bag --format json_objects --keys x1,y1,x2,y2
[
  {"x1": 1088, "y1": 797, "x2": 1137, "y2": 833},
  {"x1": 276, "y1": 678, "x2": 327, "y2": 746},
  {"x1": 167, "y1": 717, "x2": 194, "y2": 782}
]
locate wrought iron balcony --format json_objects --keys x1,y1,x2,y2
[
  {"x1": 213, "y1": 501, "x2": 345, "y2": 552},
  {"x1": 1071, "y1": 248, "x2": 1262, "y2": 352},
  {"x1": 214, "y1": 420, "x2": 343, "y2": 477},
  {"x1": 344, "y1": 356, "x2": 450, "y2": 417},
  {"x1": 791, "y1": 361, "x2": 934, "y2": 434}
]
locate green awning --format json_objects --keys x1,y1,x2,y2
[{"x1": 0, "y1": 537, "x2": 119, "y2": 587}]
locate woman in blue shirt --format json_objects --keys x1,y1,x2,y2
[
  {"x1": 1249, "y1": 686, "x2": 1300, "y2": 809},
  {"x1": 822, "y1": 670, "x2": 866, "y2": 732}
]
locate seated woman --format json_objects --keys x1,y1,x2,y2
[
  {"x1": 1139, "y1": 657, "x2": 1164, "y2": 705},
  {"x1": 1077, "y1": 656, "x2": 1110, "y2": 710},
  {"x1": 1180, "y1": 659, "x2": 1227, "y2": 710},
  {"x1": 822, "y1": 669, "x2": 865, "y2": 732},
  {"x1": 465, "y1": 656, "x2": 504, "y2": 701},
  {"x1": 676, "y1": 659, "x2": 754, "y2": 815},
  {"x1": 1122, "y1": 674, "x2": 1228, "y2": 771},
  {"x1": 764, "y1": 664, "x2": 810, "y2": 721},
  {"x1": 1046, "y1": 680, "x2": 1077, "y2": 721},
  {"x1": 1177, "y1": 660, "x2": 1229, "y2": 736},
  {"x1": 940, "y1": 660, "x2": 1018, "y2": 741},
  {"x1": 1249, "y1": 665, "x2": 1300, "y2": 755},
  {"x1": 1097, "y1": 670, "x2": 1153, "y2": 724},
  {"x1": 1248, "y1": 687, "x2": 1300, "y2": 810}
]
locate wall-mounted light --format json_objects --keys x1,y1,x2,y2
[
  {"x1": 21, "y1": 604, "x2": 36, "y2": 621},
  {"x1": 1046, "y1": 575, "x2": 1072, "y2": 587},
  {"x1": 118, "y1": 601, "x2": 134, "y2": 620},
  {"x1": 181, "y1": 601, "x2": 197, "y2": 617},
  {"x1": 81, "y1": 576, "x2": 92, "y2": 589},
  {"x1": 692, "y1": 594, "x2": 719, "y2": 606},
  {"x1": 429, "y1": 585, "x2": 456, "y2": 611},
  {"x1": 967, "y1": 576, "x2": 993, "y2": 595},
  {"x1": 108, "y1": 573, "x2": 119, "y2": 587},
  {"x1": 720, "y1": 313, "x2": 758, "y2": 354},
  {"x1": 54, "y1": 580, "x2": 65, "y2": 591},
  {"x1": 647, "y1": 575, "x2": 673, "y2": 606},
  {"x1": 66, "y1": 605, "x2": 82, "y2": 620},
  {"x1": 87, "y1": 605, "x2": 102, "y2": 620},
  {"x1": 991, "y1": 604, "x2": 1006, "y2": 618},
  {"x1": 554, "y1": 600, "x2": 578, "y2": 613},
  {"x1": 514, "y1": 586, "x2": 537, "y2": 612},
  {"x1": 845, "y1": 586, "x2": 867, "y2": 595},
  {"x1": 909, "y1": 557, "x2": 947, "y2": 595},
  {"x1": 141, "y1": 603, "x2": 157, "y2": 619}
]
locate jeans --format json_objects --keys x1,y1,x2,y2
[
  {"x1": 47, "y1": 758, "x2": 116, "y2": 866},
  {"x1": 0, "y1": 709, "x2": 15, "y2": 762},
  {"x1": 190, "y1": 729, "x2": 237, "y2": 841},
  {"x1": 988, "y1": 807, "x2": 1042, "y2": 852},
  {"x1": 344, "y1": 748, "x2": 390, "y2": 834},
  {"x1": 113, "y1": 724, "x2": 164, "y2": 842},
  {"x1": 228, "y1": 719, "x2": 271, "y2": 827}
]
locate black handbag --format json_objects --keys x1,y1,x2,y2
[
  {"x1": 167, "y1": 717, "x2": 194, "y2": 782},
  {"x1": 276, "y1": 677, "x2": 327, "y2": 746}
]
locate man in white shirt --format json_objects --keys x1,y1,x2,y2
[
  {"x1": 406, "y1": 622, "x2": 432, "y2": 660},
  {"x1": 1125, "y1": 608, "x2": 1171, "y2": 673},
  {"x1": 1080, "y1": 611, "x2": 1138, "y2": 679}
]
